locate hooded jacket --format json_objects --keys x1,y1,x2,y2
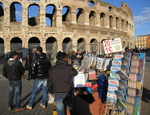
[
  {"x1": 2, "y1": 58, "x2": 25, "y2": 81},
  {"x1": 48, "y1": 60, "x2": 78, "y2": 94},
  {"x1": 31, "y1": 53, "x2": 52, "y2": 79}
]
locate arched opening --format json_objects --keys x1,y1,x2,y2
[
  {"x1": 77, "y1": 38, "x2": 86, "y2": 52},
  {"x1": 88, "y1": 1, "x2": 95, "y2": 7},
  {"x1": 122, "y1": 41, "x2": 126, "y2": 49},
  {"x1": 62, "y1": 6, "x2": 71, "y2": 22},
  {"x1": 46, "y1": 37, "x2": 57, "y2": 58},
  {"x1": 28, "y1": 37, "x2": 40, "y2": 58},
  {"x1": 101, "y1": 39, "x2": 106, "y2": 55},
  {"x1": 121, "y1": 19, "x2": 124, "y2": 31},
  {"x1": 10, "y1": 2, "x2": 22, "y2": 22},
  {"x1": 130, "y1": 43, "x2": 132, "y2": 48},
  {"x1": 76, "y1": 8, "x2": 84, "y2": 24},
  {"x1": 11, "y1": 37, "x2": 22, "y2": 56},
  {"x1": 62, "y1": 38, "x2": 72, "y2": 52},
  {"x1": 46, "y1": 4, "x2": 56, "y2": 27},
  {"x1": 90, "y1": 39, "x2": 98, "y2": 53},
  {"x1": 28, "y1": 4, "x2": 40, "y2": 26},
  {"x1": 126, "y1": 21, "x2": 128, "y2": 31},
  {"x1": 100, "y1": 13, "x2": 105, "y2": 27},
  {"x1": 89, "y1": 11, "x2": 96, "y2": 25},
  {"x1": 0, "y1": 38, "x2": 4, "y2": 59},
  {"x1": 0, "y1": 3, "x2": 4, "y2": 17},
  {"x1": 109, "y1": 16, "x2": 113, "y2": 28},
  {"x1": 108, "y1": 6, "x2": 112, "y2": 11},
  {"x1": 116, "y1": 17, "x2": 119, "y2": 29}
]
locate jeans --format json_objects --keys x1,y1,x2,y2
[
  {"x1": 8, "y1": 80, "x2": 22, "y2": 108},
  {"x1": 28, "y1": 79, "x2": 48, "y2": 107},
  {"x1": 55, "y1": 93, "x2": 76, "y2": 115}
]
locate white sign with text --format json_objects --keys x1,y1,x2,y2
[{"x1": 103, "y1": 38, "x2": 123, "y2": 54}]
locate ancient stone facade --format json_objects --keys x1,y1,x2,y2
[{"x1": 0, "y1": 0, "x2": 134, "y2": 58}]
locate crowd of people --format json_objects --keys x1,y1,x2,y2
[
  {"x1": 2, "y1": 46, "x2": 81, "y2": 115},
  {"x1": 3, "y1": 46, "x2": 148, "y2": 114}
]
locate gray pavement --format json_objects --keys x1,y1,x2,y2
[{"x1": 0, "y1": 54, "x2": 150, "y2": 115}]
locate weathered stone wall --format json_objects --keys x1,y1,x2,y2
[{"x1": 0, "y1": 0, "x2": 134, "y2": 58}]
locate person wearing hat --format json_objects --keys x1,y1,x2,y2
[{"x1": 2, "y1": 51, "x2": 25, "y2": 111}]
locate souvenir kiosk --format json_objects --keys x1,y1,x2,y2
[{"x1": 65, "y1": 38, "x2": 145, "y2": 115}]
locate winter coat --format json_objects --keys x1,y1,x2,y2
[
  {"x1": 2, "y1": 58, "x2": 25, "y2": 81},
  {"x1": 31, "y1": 53, "x2": 52, "y2": 79},
  {"x1": 48, "y1": 60, "x2": 78, "y2": 94}
]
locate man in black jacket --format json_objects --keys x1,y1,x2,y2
[
  {"x1": 48, "y1": 51, "x2": 78, "y2": 115},
  {"x1": 2, "y1": 51, "x2": 25, "y2": 111},
  {"x1": 26, "y1": 46, "x2": 52, "y2": 110}
]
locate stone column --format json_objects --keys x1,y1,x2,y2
[
  {"x1": 95, "y1": 14, "x2": 100, "y2": 27},
  {"x1": 22, "y1": 36, "x2": 29, "y2": 57},
  {"x1": 71, "y1": 10, "x2": 76, "y2": 24},
  {"x1": 4, "y1": 38, "x2": 10, "y2": 59},
  {"x1": 84, "y1": 12, "x2": 89, "y2": 25},
  {"x1": 104, "y1": 16, "x2": 109, "y2": 28},
  {"x1": 56, "y1": 4, "x2": 63, "y2": 31},
  {"x1": 112, "y1": 19, "x2": 116, "y2": 29},
  {"x1": 4, "y1": 7, "x2": 10, "y2": 25},
  {"x1": 57, "y1": 38, "x2": 63, "y2": 51},
  {"x1": 40, "y1": 7, "x2": 46, "y2": 32},
  {"x1": 22, "y1": 8, "x2": 28, "y2": 31},
  {"x1": 72, "y1": 38, "x2": 77, "y2": 52}
]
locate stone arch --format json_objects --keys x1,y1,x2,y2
[
  {"x1": 89, "y1": 11, "x2": 96, "y2": 25},
  {"x1": 100, "y1": 39, "x2": 106, "y2": 55},
  {"x1": 0, "y1": 3, "x2": 4, "y2": 17},
  {"x1": 76, "y1": 8, "x2": 85, "y2": 24},
  {"x1": 100, "y1": 12, "x2": 105, "y2": 27},
  {"x1": 77, "y1": 38, "x2": 86, "y2": 52},
  {"x1": 28, "y1": 4, "x2": 40, "y2": 26},
  {"x1": 130, "y1": 43, "x2": 133, "y2": 48},
  {"x1": 11, "y1": 37, "x2": 22, "y2": 56},
  {"x1": 116, "y1": 17, "x2": 119, "y2": 29},
  {"x1": 46, "y1": 37, "x2": 57, "y2": 58},
  {"x1": 28, "y1": 37, "x2": 40, "y2": 57},
  {"x1": 88, "y1": 1, "x2": 95, "y2": 7},
  {"x1": 62, "y1": 37, "x2": 72, "y2": 52},
  {"x1": 109, "y1": 15, "x2": 113, "y2": 28},
  {"x1": 122, "y1": 41, "x2": 126, "y2": 49},
  {"x1": 62, "y1": 6, "x2": 71, "y2": 22},
  {"x1": 46, "y1": 4, "x2": 56, "y2": 27},
  {"x1": 10, "y1": 2, "x2": 22, "y2": 22},
  {"x1": 0, "y1": 37, "x2": 4, "y2": 59},
  {"x1": 108, "y1": 6, "x2": 112, "y2": 11},
  {"x1": 121, "y1": 19, "x2": 124, "y2": 31},
  {"x1": 90, "y1": 39, "x2": 98, "y2": 53},
  {"x1": 126, "y1": 21, "x2": 128, "y2": 31}
]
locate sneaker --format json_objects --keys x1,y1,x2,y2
[
  {"x1": 40, "y1": 103, "x2": 46, "y2": 109},
  {"x1": 26, "y1": 105, "x2": 32, "y2": 110},
  {"x1": 16, "y1": 107, "x2": 25, "y2": 111},
  {"x1": 8, "y1": 107, "x2": 12, "y2": 111}
]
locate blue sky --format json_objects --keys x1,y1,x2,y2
[{"x1": 101, "y1": 0, "x2": 150, "y2": 38}]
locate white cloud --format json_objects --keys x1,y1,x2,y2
[
  {"x1": 134, "y1": 7, "x2": 150, "y2": 29},
  {"x1": 15, "y1": 10, "x2": 22, "y2": 18}
]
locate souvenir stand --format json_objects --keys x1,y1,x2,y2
[
  {"x1": 104, "y1": 52, "x2": 145, "y2": 115},
  {"x1": 65, "y1": 38, "x2": 145, "y2": 115},
  {"x1": 66, "y1": 52, "x2": 112, "y2": 115}
]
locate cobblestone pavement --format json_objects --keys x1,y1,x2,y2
[
  {"x1": 0, "y1": 54, "x2": 150, "y2": 115},
  {"x1": 0, "y1": 73, "x2": 55, "y2": 115}
]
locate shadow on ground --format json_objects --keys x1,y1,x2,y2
[{"x1": 142, "y1": 87, "x2": 150, "y2": 103}]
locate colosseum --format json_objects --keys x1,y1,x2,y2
[{"x1": 0, "y1": 0, "x2": 134, "y2": 59}]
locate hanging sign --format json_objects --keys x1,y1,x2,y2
[{"x1": 103, "y1": 38, "x2": 123, "y2": 54}]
